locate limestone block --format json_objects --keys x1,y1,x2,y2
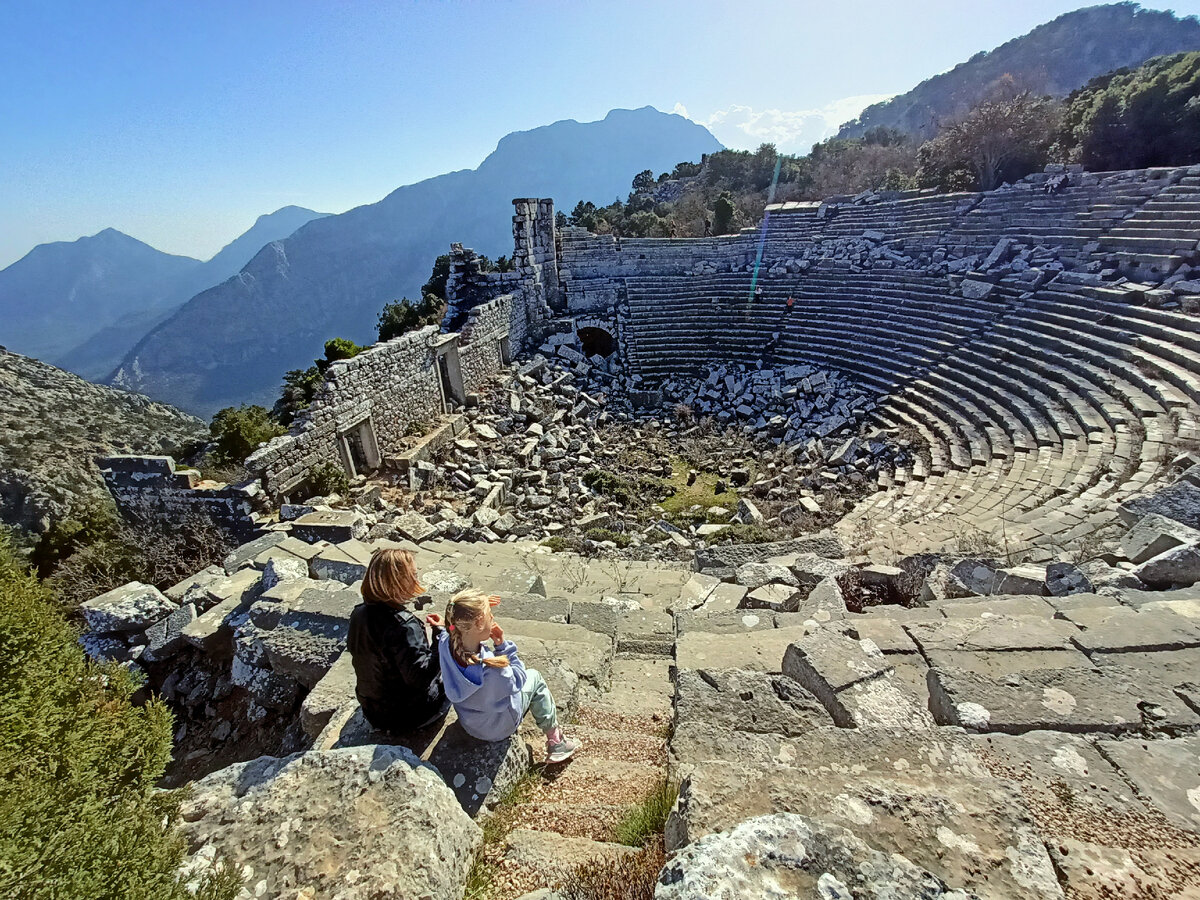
[
  {"x1": 1134, "y1": 541, "x2": 1200, "y2": 587},
  {"x1": 222, "y1": 532, "x2": 289, "y2": 573},
  {"x1": 427, "y1": 721, "x2": 533, "y2": 817},
  {"x1": 81, "y1": 582, "x2": 177, "y2": 634},
  {"x1": 927, "y1": 664, "x2": 1199, "y2": 734},
  {"x1": 735, "y1": 562, "x2": 797, "y2": 591},
  {"x1": 300, "y1": 650, "x2": 357, "y2": 740},
  {"x1": 141, "y1": 602, "x2": 198, "y2": 662},
  {"x1": 177, "y1": 745, "x2": 480, "y2": 900},
  {"x1": 1119, "y1": 481, "x2": 1200, "y2": 529},
  {"x1": 1098, "y1": 736, "x2": 1200, "y2": 832},
  {"x1": 292, "y1": 509, "x2": 369, "y2": 544},
  {"x1": 782, "y1": 632, "x2": 933, "y2": 729},
  {"x1": 1120, "y1": 513, "x2": 1200, "y2": 564},
  {"x1": 658, "y1": 813, "x2": 979, "y2": 900},
  {"x1": 744, "y1": 582, "x2": 801, "y2": 612},
  {"x1": 673, "y1": 668, "x2": 831, "y2": 737},
  {"x1": 311, "y1": 539, "x2": 373, "y2": 584},
  {"x1": 1058, "y1": 604, "x2": 1200, "y2": 654}
]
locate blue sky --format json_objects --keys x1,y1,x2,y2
[{"x1": 2, "y1": 0, "x2": 1199, "y2": 268}]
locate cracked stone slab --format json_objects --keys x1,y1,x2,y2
[
  {"x1": 666, "y1": 751, "x2": 1062, "y2": 898},
  {"x1": 1058, "y1": 605, "x2": 1200, "y2": 654},
  {"x1": 1097, "y1": 735, "x2": 1200, "y2": 832},
  {"x1": 676, "y1": 624, "x2": 816, "y2": 673},
  {"x1": 782, "y1": 631, "x2": 934, "y2": 729},
  {"x1": 927, "y1": 664, "x2": 1200, "y2": 734},
  {"x1": 905, "y1": 615, "x2": 1080, "y2": 653},
  {"x1": 673, "y1": 668, "x2": 833, "y2": 738}
]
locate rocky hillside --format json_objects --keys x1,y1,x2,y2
[
  {"x1": 109, "y1": 107, "x2": 723, "y2": 416},
  {"x1": 0, "y1": 349, "x2": 205, "y2": 533},
  {"x1": 838, "y1": 3, "x2": 1200, "y2": 140}
]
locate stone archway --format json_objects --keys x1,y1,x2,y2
[{"x1": 577, "y1": 326, "x2": 615, "y2": 358}]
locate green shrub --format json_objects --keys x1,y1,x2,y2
[
  {"x1": 0, "y1": 534, "x2": 239, "y2": 899},
  {"x1": 582, "y1": 469, "x2": 636, "y2": 506},
  {"x1": 209, "y1": 405, "x2": 285, "y2": 465},
  {"x1": 704, "y1": 523, "x2": 780, "y2": 545},
  {"x1": 583, "y1": 528, "x2": 631, "y2": 548},
  {"x1": 308, "y1": 461, "x2": 350, "y2": 497},
  {"x1": 321, "y1": 337, "x2": 364, "y2": 364},
  {"x1": 30, "y1": 498, "x2": 120, "y2": 578},
  {"x1": 712, "y1": 191, "x2": 735, "y2": 235},
  {"x1": 541, "y1": 535, "x2": 583, "y2": 554},
  {"x1": 377, "y1": 295, "x2": 444, "y2": 343},
  {"x1": 613, "y1": 778, "x2": 679, "y2": 847}
]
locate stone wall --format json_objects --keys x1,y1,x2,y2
[
  {"x1": 244, "y1": 198, "x2": 555, "y2": 499},
  {"x1": 97, "y1": 455, "x2": 266, "y2": 540}
]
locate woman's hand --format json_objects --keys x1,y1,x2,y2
[
  {"x1": 489, "y1": 622, "x2": 505, "y2": 644},
  {"x1": 425, "y1": 613, "x2": 443, "y2": 629}
]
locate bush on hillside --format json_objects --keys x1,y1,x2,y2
[
  {"x1": 1057, "y1": 51, "x2": 1200, "y2": 170},
  {"x1": 209, "y1": 404, "x2": 286, "y2": 466},
  {"x1": 0, "y1": 534, "x2": 240, "y2": 899},
  {"x1": 49, "y1": 506, "x2": 234, "y2": 614},
  {"x1": 917, "y1": 90, "x2": 1062, "y2": 190},
  {"x1": 377, "y1": 294, "x2": 445, "y2": 342}
]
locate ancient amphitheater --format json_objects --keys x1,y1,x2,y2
[{"x1": 86, "y1": 165, "x2": 1200, "y2": 900}]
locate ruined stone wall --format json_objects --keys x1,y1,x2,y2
[
  {"x1": 98, "y1": 455, "x2": 265, "y2": 540},
  {"x1": 459, "y1": 292, "x2": 525, "y2": 392},
  {"x1": 246, "y1": 326, "x2": 446, "y2": 496}
]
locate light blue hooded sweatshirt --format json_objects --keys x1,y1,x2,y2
[{"x1": 437, "y1": 632, "x2": 527, "y2": 741}]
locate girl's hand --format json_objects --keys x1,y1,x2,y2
[
  {"x1": 489, "y1": 622, "x2": 505, "y2": 644},
  {"x1": 425, "y1": 613, "x2": 443, "y2": 629}
]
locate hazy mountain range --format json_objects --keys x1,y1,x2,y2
[
  {"x1": 838, "y1": 3, "x2": 1200, "y2": 140},
  {"x1": 0, "y1": 206, "x2": 328, "y2": 380},
  {"x1": 108, "y1": 107, "x2": 722, "y2": 416}
]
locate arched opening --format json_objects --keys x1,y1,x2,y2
[{"x1": 577, "y1": 326, "x2": 615, "y2": 359}]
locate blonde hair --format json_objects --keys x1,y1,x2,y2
[
  {"x1": 361, "y1": 548, "x2": 424, "y2": 608},
  {"x1": 445, "y1": 589, "x2": 509, "y2": 669}
]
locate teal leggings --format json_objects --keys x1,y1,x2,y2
[{"x1": 518, "y1": 668, "x2": 559, "y2": 733}]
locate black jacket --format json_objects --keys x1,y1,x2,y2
[{"x1": 347, "y1": 602, "x2": 446, "y2": 733}]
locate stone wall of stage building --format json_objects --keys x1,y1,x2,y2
[
  {"x1": 97, "y1": 455, "x2": 266, "y2": 540},
  {"x1": 245, "y1": 297, "x2": 523, "y2": 499}
]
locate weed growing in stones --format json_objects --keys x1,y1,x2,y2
[
  {"x1": 555, "y1": 842, "x2": 666, "y2": 900},
  {"x1": 612, "y1": 778, "x2": 680, "y2": 847}
]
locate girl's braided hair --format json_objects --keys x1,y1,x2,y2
[{"x1": 445, "y1": 589, "x2": 510, "y2": 669}]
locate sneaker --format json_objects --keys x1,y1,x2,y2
[{"x1": 545, "y1": 730, "x2": 581, "y2": 764}]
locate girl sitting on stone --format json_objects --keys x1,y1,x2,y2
[
  {"x1": 347, "y1": 548, "x2": 448, "y2": 733},
  {"x1": 438, "y1": 589, "x2": 580, "y2": 763}
]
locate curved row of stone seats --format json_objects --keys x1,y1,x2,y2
[
  {"x1": 1095, "y1": 171, "x2": 1200, "y2": 275},
  {"x1": 842, "y1": 282, "x2": 1200, "y2": 554},
  {"x1": 763, "y1": 193, "x2": 979, "y2": 252},
  {"x1": 944, "y1": 168, "x2": 1174, "y2": 257},
  {"x1": 622, "y1": 267, "x2": 1012, "y2": 392}
]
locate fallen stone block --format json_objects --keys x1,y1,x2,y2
[
  {"x1": 782, "y1": 632, "x2": 933, "y2": 729},
  {"x1": 658, "y1": 813, "x2": 976, "y2": 900},
  {"x1": 301, "y1": 650, "x2": 357, "y2": 740},
  {"x1": 291, "y1": 510, "x2": 369, "y2": 544},
  {"x1": 311, "y1": 539, "x2": 373, "y2": 584},
  {"x1": 141, "y1": 602, "x2": 198, "y2": 662},
  {"x1": 1119, "y1": 481, "x2": 1200, "y2": 529},
  {"x1": 905, "y1": 614, "x2": 1079, "y2": 654},
  {"x1": 735, "y1": 562, "x2": 797, "y2": 591},
  {"x1": 1120, "y1": 513, "x2": 1200, "y2": 564},
  {"x1": 673, "y1": 668, "x2": 832, "y2": 738},
  {"x1": 676, "y1": 625, "x2": 814, "y2": 672},
  {"x1": 81, "y1": 582, "x2": 177, "y2": 634},
  {"x1": 1133, "y1": 541, "x2": 1200, "y2": 587},
  {"x1": 744, "y1": 582, "x2": 801, "y2": 612},
  {"x1": 1045, "y1": 561, "x2": 1094, "y2": 596},
  {"x1": 164, "y1": 565, "x2": 224, "y2": 602},
  {"x1": 222, "y1": 532, "x2": 288, "y2": 573}
]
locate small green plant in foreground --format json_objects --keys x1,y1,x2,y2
[
  {"x1": 613, "y1": 778, "x2": 679, "y2": 848},
  {"x1": 0, "y1": 534, "x2": 239, "y2": 900},
  {"x1": 462, "y1": 767, "x2": 544, "y2": 900},
  {"x1": 556, "y1": 842, "x2": 667, "y2": 900}
]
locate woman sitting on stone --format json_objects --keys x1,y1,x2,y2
[
  {"x1": 438, "y1": 589, "x2": 580, "y2": 763},
  {"x1": 347, "y1": 548, "x2": 448, "y2": 733}
]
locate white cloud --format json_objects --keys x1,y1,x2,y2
[{"x1": 683, "y1": 95, "x2": 895, "y2": 154}]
